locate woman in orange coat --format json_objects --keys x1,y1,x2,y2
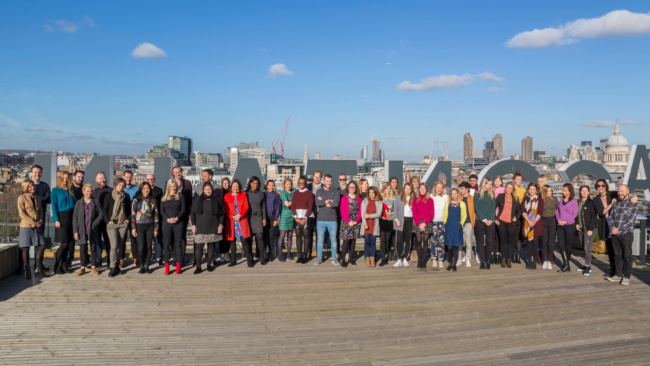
[{"x1": 224, "y1": 179, "x2": 252, "y2": 267}]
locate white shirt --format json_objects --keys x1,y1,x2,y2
[
  {"x1": 403, "y1": 196, "x2": 413, "y2": 218},
  {"x1": 432, "y1": 194, "x2": 449, "y2": 222}
]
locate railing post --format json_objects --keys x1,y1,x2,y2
[{"x1": 639, "y1": 216, "x2": 647, "y2": 266}]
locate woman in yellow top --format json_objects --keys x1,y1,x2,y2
[{"x1": 443, "y1": 188, "x2": 467, "y2": 272}]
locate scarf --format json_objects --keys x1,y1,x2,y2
[
  {"x1": 111, "y1": 189, "x2": 126, "y2": 222},
  {"x1": 196, "y1": 193, "x2": 223, "y2": 215},
  {"x1": 523, "y1": 196, "x2": 539, "y2": 240}
]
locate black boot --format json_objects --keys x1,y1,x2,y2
[
  {"x1": 296, "y1": 254, "x2": 303, "y2": 264},
  {"x1": 341, "y1": 259, "x2": 348, "y2": 268},
  {"x1": 480, "y1": 262, "x2": 485, "y2": 270},
  {"x1": 486, "y1": 261, "x2": 491, "y2": 270},
  {"x1": 350, "y1": 255, "x2": 356, "y2": 265},
  {"x1": 60, "y1": 260, "x2": 69, "y2": 274},
  {"x1": 452, "y1": 263, "x2": 457, "y2": 272},
  {"x1": 446, "y1": 262, "x2": 452, "y2": 271},
  {"x1": 24, "y1": 265, "x2": 31, "y2": 280},
  {"x1": 558, "y1": 251, "x2": 570, "y2": 272},
  {"x1": 194, "y1": 265, "x2": 202, "y2": 274},
  {"x1": 514, "y1": 251, "x2": 520, "y2": 264}
]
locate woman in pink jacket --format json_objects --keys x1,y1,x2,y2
[
  {"x1": 340, "y1": 181, "x2": 362, "y2": 268},
  {"x1": 412, "y1": 183, "x2": 434, "y2": 269}
]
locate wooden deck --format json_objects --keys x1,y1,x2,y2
[{"x1": 1, "y1": 252, "x2": 650, "y2": 365}]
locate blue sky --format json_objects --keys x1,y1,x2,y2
[{"x1": 0, "y1": 1, "x2": 648, "y2": 161}]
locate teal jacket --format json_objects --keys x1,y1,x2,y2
[
  {"x1": 473, "y1": 191, "x2": 496, "y2": 222},
  {"x1": 51, "y1": 188, "x2": 75, "y2": 222}
]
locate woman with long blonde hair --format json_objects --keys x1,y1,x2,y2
[
  {"x1": 474, "y1": 177, "x2": 496, "y2": 269},
  {"x1": 429, "y1": 180, "x2": 449, "y2": 268}
]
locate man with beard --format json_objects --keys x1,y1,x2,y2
[{"x1": 92, "y1": 171, "x2": 113, "y2": 269}]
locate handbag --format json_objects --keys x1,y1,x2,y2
[{"x1": 384, "y1": 198, "x2": 395, "y2": 221}]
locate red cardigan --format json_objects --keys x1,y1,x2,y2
[
  {"x1": 291, "y1": 189, "x2": 314, "y2": 218},
  {"x1": 224, "y1": 192, "x2": 251, "y2": 240}
]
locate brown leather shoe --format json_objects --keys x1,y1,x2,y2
[
  {"x1": 134, "y1": 259, "x2": 139, "y2": 267},
  {"x1": 501, "y1": 258, "x2": 506, "y2": 268},
  {"x1": 506, "y1": 259, "x2": 512, "y2": 268},
  {"x1": 119, "y1": 259, "x2": 124, "y2": 268},
  {"x1": 365, "y1": 257, "x2": 370, "y2": 267},
  {"x1": 76, "y1": 268, "x2": 85, "y2": 276},
  {"x1": 91, "y1": 268, "x2": 99, "y2": 275}
]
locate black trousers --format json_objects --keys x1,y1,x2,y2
[
  {"x1": 307, "y1": 217, "x2": 317, "y2": 257},
  {"x1": 136, "y1": 223, "x2": 154, "y2": 268},
  {"x1": 541, "y1": 217, "x2": 556, "y2": 262},
  {"x1": 612, "y1": 233, "x2": 633, "y2": 279},
  {"x1": 342, "y1": 239, "x2": 355, "y2": 264},
  {"x1": 605, "y1": 238, "x2": 615, "y2": 276},
  {"x1": 96, "y1": 224, "x2": 110, "y2": 266},
  {"x1": 525, "y1": 237, "x2": 540, "y2": 265},
  {"x1": 395, "y1": 218, "x2": 413, "y2": 260},
  {"x1": 557, "y1": 224, "x2": 576, "y2": 256},
  {"x1": 474, "y1": 221, "x2": 495, "y2": 263},
  {"x1": 379, "y1": 219, "x2": 394, "y2": 261},
  {"x1": 249, "y1": 233, "x2": 265, "y2": 262},
  {"x1": 162, "y1": 222, "x2": 183, "y2": 264},
  {"x1": 127, "y1": 222, "x2": 137, "y2": 261},
  {"x1": 264, "y1": 221, "x2": 278, "y2": 259},
  {"x1": 415, "y1": 232, "x2": 429, "y2": 268},
  {"x1": 497, "y1": 222, "x2": 517, "y2": 260},
  {"x1": 79, "y1": 242, "x2": 97, "y2": 268}
]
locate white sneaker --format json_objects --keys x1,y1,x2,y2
[
  {"x1": 393, "y1": 260, "x2": 402, "y2": 267},
  {"x1": 402, "y1": 259, "x2": 409, "y2": 267},
  {"x1": 432, "y1": 259, "x2": 438, "y2": 267},
  {"x1": 545, "y1": 262, "x2": 552, "y2": 270},
  {"x1": 438, "y1": 261, "x2": 445, "y2": 268},
  {"x1": 466, "y1": 259, "x2": 471, "y2": 267},
  {"x1": 456, "y1": 259, "x2": 462, "y2": 266}
]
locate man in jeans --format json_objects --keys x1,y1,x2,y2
[
  {"x1": 314, "y1": 174, "x2": 341, "y2": 265},
  {"x1": 606, "y1": 184, "x2": 638, "y2": 286},
  {"x1": 122, "y1": 170, "x2": 139, "y2": 267}
]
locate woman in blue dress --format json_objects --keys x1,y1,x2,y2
[{"x1": 444, "y1": 188, "x2": 466, "y2": 272}]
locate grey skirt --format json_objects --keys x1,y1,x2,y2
[
  {"x1": 19, "y1": 227, "x2": 46, "y2": 248},
  {"x1": 194, "y1": 233, "x2": 222, "y2": 244}
]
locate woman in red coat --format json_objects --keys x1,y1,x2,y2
[{"x1": 224, "y1": 179, "x2": 252, "y2": 267}]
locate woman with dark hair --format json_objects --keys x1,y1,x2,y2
[
  {"x1": 277, "y1": 178, "x2": 295, "y2": 262},
  {"x1": 592, "y1": 179, "x2": 638, "y2": 277},
  {"x1": 51, "y1": 171, "x2": 75, "y2": 274},
  {"x1": 576, "y1": 185, "x2": 597, "y2": 276},
  {"x1": 521, "y1": 183, "x2": 543, "y2": 269},
  {"x1": 264, "y1": 180, "x2": 281, "y2": 261},
  {"x1": 161, "y1": 180, "x2": 186, "y2": 275},
  {"x1": 224, "y1": 179, "x2": 252, "y2": 267},
  {"x1": 495, "y1": 182, "x2": 521, "y2": 268},
  {"x1": 291, "y1": 177, "x2": 314, "y2": 264},
  {"x1": 512, "y1": 171, "x2": 526, "y2": 263},
  {"x1": 17, "y1": 179, "x2": 47, "y2": 279},
  {"x1": 131, "y1": 182, "x2": 159, "y2": 274},
  {"x1": 73, "y1": 184, "x2": 104, "y2": 276},
  {"x1": 361, "y1": 186, "x2": 382, "y2": 267},
  {"x1": 246, "y1": 176, "x2": 267, "y2": 265},
  {"x1": 556, "y1": 183, "x2": 578, "y2": 272},
  {"x1": 390, "y1": 177, "x2": 402, "y2": 196},
  {"x1": 540, "y1": 185, "x2": 558, "y2": 270},
  {"x1": 219, "y1": 177, "x2": 232, "y2": 258},
  {"x1": 340, "y1": 180, "x2": 362, "y2": 268},
  {"x1": 191, "y1": 182, "x2": 224, "y2": 273},
  {"x1": 103, "y1": 178, "x2": 130, "y2": 276}
]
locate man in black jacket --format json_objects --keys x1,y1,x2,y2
[
  {"x1": 145, "y1": 174, "x2": 164, "y2": 265},
  {"x1": 92, "y1": 171, "x2": 113, "y2": 269}
]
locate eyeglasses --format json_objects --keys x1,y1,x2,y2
[{"x1": 596, "y1": 184, "x2": 605, "y2": 188}]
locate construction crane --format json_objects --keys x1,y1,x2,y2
[
  {"x1": 439, "y1": 143, "x2": 448, "y2": 160},
  {"x1": 272, "y1": 116, "x2": 290, "y2": 156}
]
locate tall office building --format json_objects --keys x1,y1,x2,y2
[
  {"x1": 315, "y1": 152, "x2": 322, "y2": 160},
  {"x1": 463, "y1": 133, "x2": 473, "y2": 161},
  {"x1": 168, "y1": 136, "x2": 192, "y2": 165},
  {"x1": 360, "y1": 145, "x2": 368, "y2": 161},
  {"x1": 371, "y1": 140, "x2": 381, "y2": 162},
  {"x1": 493, "y1": 134, "x2": 503, "y2": 159},
  {"x1": 521, "y1": 136, "x2": 533, "y2": 161}
]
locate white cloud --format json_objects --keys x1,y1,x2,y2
[
  {"x1": 269, "y1": 63, "x2": 294, "y2": 76},
  {"x1": 487, "y1": 87, "x2": 506, "y2": 93},
  {"x1": 43, "y1": 19, "x2": 78, "y2": 33},
  {"x1": 131, "y1": 43, "x2": 167, "y2": 59},
  {"x1": 507, "y1": 10, "x2": 650, "y2": 48},
  {"x1": 83, "y1": 17, "x2": 94, "y2": 27},
  {"x1": 580, "y1": 119, "x2": 645, "y2": 127},
  {"x1": 397, "y1": 72, "x2": 504, "y2": 92}
]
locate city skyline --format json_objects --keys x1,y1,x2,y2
[{"x1": 0, "y1": 2, "x2": 649, "y2": 160}]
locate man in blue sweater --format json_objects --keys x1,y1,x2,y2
[{"x1": 122, "y1": 170, "x2": 139, "y2": 266}]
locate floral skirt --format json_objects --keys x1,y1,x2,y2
[
  {"x1": 428, "y1": 221, "x2": 445, "y2": 260},
  {"x1": 340, "y1": 221, "x2": 361, "y2": 240}
]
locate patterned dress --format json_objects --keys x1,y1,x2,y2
[
  {"x1": 234, "y1": 198, "x2": 243, "y2": 238},
  {"x1": 340, "y1": 196, "x2": 361, "y2": 240},
  {"x1": 279, "y1": 189, "x2": 295, "y2": 231}
]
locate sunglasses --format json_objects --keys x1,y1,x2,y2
[
  {"x1": 339, "y1": 179, "x2": 346, "y2": 181},
  {"x1": 596, "y1": 184, "x2": 605, "y2": 188}
]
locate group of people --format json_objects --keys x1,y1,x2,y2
[{"x1": 16, "y1": 165, "x2": 640, "y2": 285}]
